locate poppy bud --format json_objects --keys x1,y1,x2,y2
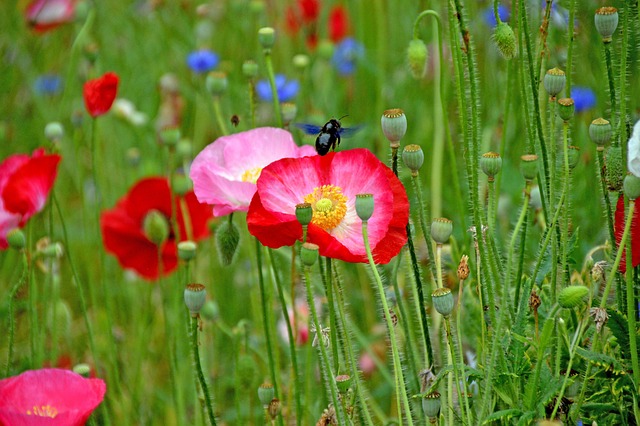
[
  {"x1": 281, "y1": 102, "x2": 297, "y2": 125},
  {"x1": 242, "y1": 60, "x2": 258, "y2": 79},
  {"x1": 159, "y1": 127, "x2": 181, "y2": 147},
  {"x1": 268, "y1": 398, "x2": 281, "y2": 420},
  {"x1": 623, "y1": 174, "x2": 640, "y2": 200},
  {"x1": 73, "y1": 363, "x2": 92, "y2": 378},
  {"x1": 143, "y1": 210, "x2": 169, "y2": 246},
  {"x1": 457, "y1": 255, "x2": 470, "y2": 280},
  {"x1": 543, "y1": 68, "x2": 566, "y2": 98},
  {"x1": 605, "y1": 146, "x2": 623, "y2": 191},
  {"x1": 589, "y1": 118, "x2": 612, "y2": 150},
  {"x1": 402, "y1": 144, "x2": 424, "y2": 176},
  {"x1": 258, "y1": 383, "x2": 275, "y2": 407},
  {"x1": 258, "y1": 27, "x2": 276, "y2": 50},
  {"x1": 480, "y1": 152, "x2": 502, "y2": 181},
  {"x1": 335, "y1": 374, "x2": 352, "y2": 393},
  {"x1": 200, "y1": 300, "x2": 219, "y2": 321},
  {"x1": 293, "y1": 54, "x2": 310, "y2": 70},
  {"x1": 317, "y1": 40, "x2": 335, "y2": 61},
  {"x1": 44, "y1": 122, "x2": 64, "y2": 142},
  {"x1": 300, "y1": 242, "x2": 319, "y2": 267},
  {"x1": 6, "y1": 228, "x2": 26, "y2": 250},
  {"x1": 595, "y1": 7, "x2": 619, "y2": 42},
  {"x1": 493, "y1": 22, "x2": 517, "y2": 59},
  {"x1": 432, "y1": 287, "x2": 455, "y2": 316},
  {"x1": 216, "y1": 220, "x2": 240, "y2": 266},
  {"x1": 206, "y1": 71, "x2": 228, "y2": 96},
  {"x1": 407, "y1": 39, "x2": 428, "y2": 79},
  {"x1": 558, "y1": 285, "x2": 589, "y2": 309},
  {"x1": 381, "y1": 108, "x2": 407, "y2": 146},
  {"x1": 295, "y1": 203, "x2": 313, "y2": 226},
  {"x1": 178, "y1": 241, "x2": 197, "y2": 261},
  {"x1": 557, "y1": 98, "x2": 575, "y2": 122},
  {"x1": 184, "y1": 283, "x2": 207, "y2": 316},
  {"x1": 567, "y1": 145, "x2": 580, "y2": 170},
  {"x1": 422, "y1": 391, "x2": 441, "y2": 419},
  {"x1": 430, "y1": 217, "x2": 453, "y2": 245},
  {"x1": 176, "y1": 139, "x2": 192, "y2": 160},
  {"x1": 520, "y1": 154, "x2": 539, "y2": 182},
  {"x1": 355, "y1": 193, "x2": 374, "y2": 222}
]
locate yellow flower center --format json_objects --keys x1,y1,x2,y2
[
  {"x1": 303, "y1": 185, "x2": 348, "y2": 231},
  {"x1": 241, "y1": 167, "x2": 262, "y2": 184},
  {"x1": 26, "y1": 405, "x2": 58, "y2": 418}
]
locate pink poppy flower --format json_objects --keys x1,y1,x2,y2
[
  {"x1": 0, "y1": 368, "x2": 106, "y2": 426},
  {"x1": 25, "y1": 0, "x2": 76, "y2": 33},
  {"x1": 0, "y1": 149, "x2": 61, "y2": 249},
  {"x1": 247, "y1": 149, "x2": 408, "y2": 264},
  {"x1": 190, "y1": 127, "x2": 315, "y2": 217}
]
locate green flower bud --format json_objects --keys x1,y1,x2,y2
[
  {"x1": 143, "y1": 210, "x2": 169, "y2": 246},
  {"x1": 206, "y1": 71, "x2": 228, "y2": 96},
  {"x1": 317, "y1": 40, "x2": 334, "y2": 61},
  {"x1": 589, "y1": 118, "x2": 612, "y2": 150},
  {"x1": 595, "y1": 7, "x2": 619, "y2": 42},
  {"x1": 258, "y1": 383, "x2": 274, "y2": 407},
  {"x1": 623, "y1": 174, "x2": 640, "y2": 200},
  {"x1": 422, "y1": 391, "x2": 441, "y2": 419},
  {"x1": 557, "y1": 98, "x2": 575, "y2": 122},
  {"x1": 543, "y1": 68, "x2": 566, "y2": 98},
  {"x1": 558, "y1": 285, "x2": 589, "y2": 309},
  {"x1": 480, "y1": 152, "x2": 502, "y2": 181},
  {"x1": 335, "y1": 374, "x2": 352, "y2": 393},
  {"x1": 295, "y1": 203, "x2": 313, "y2": 226},
  {"x1": 159, "y1": 127, "x2": 181, "y2": 147},
  {"x1": 402, "y1": 144, "x2": 424, "y2": 176},
  {"x1": 73, "y1": 363, "x2": 92, "y2": 378},
  {"x1": 355, "y1": 193, "x2": 374, "y2": 222},
  {"x1": 292, "y1": 54, "x2": 310, "y2": 70},
  {"x1": 216, "y1": 220, "x2": 240, "y2": 266},
  {"x1": 432, "y1": 287, "x2": 455, "y2": 316},
  {"x1": 567, "y1": 145, "x2": 580, "y2": 170},
  {"x1": 200, "y1": 300, "x2": 219, "y2": 321},
  {"x1": 381, "y1": 108, "x2": 407, "y2": 147},
  {"x1": 430, "y1": 217, "x2": 453, "y2": 245},
  {"x1": 493, "y1": 22, "x2": 517, "y2": 60},
  {"x1": 520, "y1": 154, "x2": 539, "y2": 182},
  {"x1": 178, "y1": 241, "x2": 197, "y2": 261},
  {"x1": 300, "y1": 242, "x2": 319, "y2": 267},
  {"x1": 171, "y1": 173, "x2": 192, "y2": 196},
  {"x1": 242, "y1": 60, "x2": 259, "y2": 79},
  {"x1": 6, "y1": 228, "x2": 26, "y2": 250},
  {"x1": 258, "y1": 27, "x2": 275, "y2": 50},
  {"x1": 407, "y1": 38, "x2": 428, "y2": 79},
  {"x1": 176, "y1": 138, "x2": 193, "y2": 160},
  {"x1": 184, "y1": 283, "x2": 207, "y2": 316},
  {"x1": 281, "y1": 102, "x2": 297, "y2": 125},
  {"x1": 605, "y1": 146, "x2": 624, "y2": 191},
  {"x1": 44, "y1": 122, "x2": 64, "y2": 142}
]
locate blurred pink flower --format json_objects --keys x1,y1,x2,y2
[
  {"x1": 0, "y1": 368, "x2": 106, "y2": 425},
  {"x1": 190, "y1": 127, "x2": 315, "y2": 217},
  {"x1": 25, "y1": 0, "x2": 76, "y2": 33}
]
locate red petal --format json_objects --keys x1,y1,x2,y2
[
  {"x1": 83, "y1": 72, "x2": 119, "y2": 117},
  {"x1": 298, "y1": 0, "x2": 320, "y2": 23},
  {"x1": 247, "y1": 193, "x2": 303, "y2": 248},
  {"x1": 614, "y1": 195, "x2": 640, "y2": 273},
  {"x1": 329, "y1": 5, "x2": 349, "y2": 42},
  {"x1": 177, "y1": 191, "x2": 214, "y2": 241},
  {"x1": 285, "y1": 6, "x2": 301, "y2": 35}
]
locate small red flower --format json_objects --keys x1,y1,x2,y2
[
  {"x1": 614, "y1": 195, "x2": 640, "y2": 273},
  {"x1": 329, "y1": 5, "x2": 349, "y2": 42},
  {"x1": 100, "y1": 177, "x2": 212, "y2": 280},
  {"x1": 0, "y1": 368, "x2": 105, "y2": 426},
  {"x1": 83, "y1": 72, "x2": 119, "y2": 118},
  {"x1": 0, "y1": 149, "x2": 61, "y2": 250},
  {"x1": 26, "y1": 0, "x2": 76, "y2": 33},
  {"x1": 298, "y1": 0, "x2": 320, "y2": 23}
]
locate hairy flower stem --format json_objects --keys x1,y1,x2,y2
[
  {"x1": 411, "y1": 177, "x2": 437, "y2": 281},
  {"x1": 267, "y1": 249, "x2": 302, "y2": 426},
  {"x1": 603, "y1": 42, "x2": 617, "y2": 133},
  {"x1": 5, "y1": 251, "x2": 28, "y2": 376},
  {"x1": 263, "y1": 50, "x2": 283, "y2": 128},
  {"x1": 619, "y1": 6, "x2": 630, "y2": 153},
  {"x1": 190, "y1": 316, "x2": 218, "y2": 426},
  {"x1": 212, "y1": 95, "x2": 229, "y2": 136},
  {"x1": 362, "y1": 221, "x2": 414, "y2": 425},
  {"x1": 560, "y1": 121, "x2": 571, "y2": 288},
  {"x1": 565, "y1": 0, "x2": 577, "y2": 97},
  {"x1": 595, "y1": 150, "x2": 616, "y2": 244},
  {"x1": 600, "y1": 203, "x2": 635, "y2": 307},
  {"x1": 302, "y1": 267, "x2": 347, "y2": 425},
  {"x1": 443, "y1": 317, "x2": 471, "y2": 425},
  {"x1": 323, "y1": 258, "x2": 341, "y2": 373},
  {"x1": 248, "y1": 79, "x2": 256, "y2": 129}
]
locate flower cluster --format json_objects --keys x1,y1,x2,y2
[{"x1": 0, "y1": 149, "x2": 61, "y2": 250}]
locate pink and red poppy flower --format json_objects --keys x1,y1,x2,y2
[
  {"x1": 83, "y1": 72, "x2": 119, "y2": 118},
  {"x1": 247, "y1": 149, "x2": 408, "y2": 264},
  {"x1": 614, "y1": 195, "x2": 640, "y2": 273},
  {"x1": 0, "y1": 149, "x2": 61, "y2": 250},
  {"x1": 25, "y1": 0, "x2": 76, "y2": 33},
  {"x1": 190, "y1": 127, "x2": 315, "y2": 217},
  {"x1": 100, "y1": 177, "x2": 212, "y2": 280},
  {"x1": 0, "y1": 368, "x2": 105, "y2": 426}
]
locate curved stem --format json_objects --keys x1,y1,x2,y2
[
  {"x1": 5, "y1": 251, "x2": 28, "y2": 375},
  {"x1": 600, "y1": 202, "x2": 635, "y2": 307},
  {"x1": 190, "y1": 316, "x2": 218, "y2": 425},
  {"x1": 212, "y1": 95, "x2": 229, "y2": 136},
  {"x1": 263, "y1": 50, "x2": 283, "y2": 128}
]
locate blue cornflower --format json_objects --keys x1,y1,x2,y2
[
  {"x1": 571, "y1": 86, "x2": 596, "y2": 113},
  {"x1": 34, "y1": 74, "x2": 62, "y2": 95},
  {"x1": 187, "y1": 49, "x2": 219, "y2": 74},
  {"x1": 256, "y1": 74, "x2": 299, "y2": 102},
  {"x1": 483, "y1": 5, "x2": 510, "y2": 27},
  {"x1": 332, "y1": 37, "x2": 364, "y2": 76}
]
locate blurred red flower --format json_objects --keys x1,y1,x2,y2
[
  {"x1": 328, "y1": 6, "x2": 349, "y2": 43},
  {"x1": 25, "y1": 0, "x2": 76, "y2": 33},
  {"x1": 298, "y1": 0, "x2": 320, "y2": 23},
  {"x1": 0, "y1": 149, "x2": 61, "y2": 250},
  {"x1": 83, "y1": 72, "x2": 119, "y2": 118},
  {"x1": 0, "y1": 368, "x2": 105, "y2": 426},
  {"x1": 614, "y1": 195, "x2": 640, "y2": 273},
  {"x1": 284, "y1": 1, "x2": 349, "y2": 48},
  {"x1": 100, "y1": 177, "x2": 212, "y2": 280},
  {"x1": 248, "y1": 149, "x2": 408, "y2": 264}
]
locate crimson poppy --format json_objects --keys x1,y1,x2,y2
[
  {"x1": 83, "y1": 72, "x2": 119, "y2": 118},
  {"x1": 614, "y1": 195, "x2": 640, "y2": 273},
  {"x1": 247, "y1": 149, "x2": 408, "y2": 264},
  {"x1": 0, "y1": 149, "x2": 61, "y2": 249},
  {"x1": 328, "y1": 5, "x2": 349, "y2": 43},
  {"x1": 100, "y1": 177, "x2": 212, "y2": 280},
  {"x1": 0, "y1": 368, "x2": 105, "y2": 426}
]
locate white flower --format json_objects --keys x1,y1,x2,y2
[
  {"x1": 112, "y1": 98, "x2": 148, "y2": 126},
  {"x1": 629, "y1": 120, "x2": 640, "y2": 178}
]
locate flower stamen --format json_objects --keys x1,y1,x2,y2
[
  {"x1": 303, "y1": 185, "x2": 348, "y2": 231},
  {"x1": 241, "y1": 167, "x2": 262, "y2": 184},
  {"x1": 27, "y1": 404, "x2": 58, "y2": 418}
]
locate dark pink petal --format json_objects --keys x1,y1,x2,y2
[{"x1": 614, "y1": 195, "x2": 640, "y2": 273}]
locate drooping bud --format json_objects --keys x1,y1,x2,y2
[
  {"x1": 493, "y1": 22, "x2": 517, "y2": 59},
  {"x1": 457, "y1": 255, "x2": 470, "y2": 280},
  {"x1": 184, "y1": 283, "x2": 207, "y2": 316},
  {"x1": 200, "y1": 300, "x2": 219, "y2": 322},
  {"x1": 605, "y1": 146, "x2": 624, "y2": 191},
  {"x1": 402, "y1": 144, "x2": 424, "y2": 176},
  {"x1": 543, "y1": 68, "x2": 566, "y2": 98},
  {"x1": 430, "y1": 217, "x2": 453, "y2": 245},
  {"x1": 381, "y1": 108, "x2": 407, "y2": 147},
  {"x1": 216, "y1": 220, "x2": 240, "y2": 266},
  {"x1": 407, "y1": 39, "x2": 428, "y2": 79},
  {"x1": 143, "y1": 210, "x2": 170, "y2": 246},
  {"x1": 557, "y1": 98, "x2": 575, "y2": 122},
  {"x1": 480, "y1": 152, "x2": 502, "y2": 181},
  {"x1": 355, "y1": 193, "x2": 374, "y2": 222},
  {"x1": 520, "y1": 154, "x2": 539, "y2": 182},
  {"x1": 258, "y1": 27, "x2": 276, "y2": 50},
  {"x1": 268, "y1": 398, "x2": 281, "y2": 420},
  {"x1": 567, "y1": 145, "x2": 580, "y2": 170},
  {"x1": 623, "y1": 174, "x2": 640, "y2": 200},
  {"x1": 558, "y1": 285, "x2": 589, "y2": 308},
  {"x1": 206, "y1": 71, "x2": 228, "y2": 96},
  {"x1": 595, "y1": 7, "x2": 619, "y2": 42},
  {"x1": 589, "y1": 118, "x2": 612, "y2": 150},
  {"x1": 432, "y1": 287, "x2": 455, "y2": 316}
]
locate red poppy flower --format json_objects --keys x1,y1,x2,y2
[
  {"x1": 247, "y1": 149, "x2": 408, "y2": 264},
  {"x1": 100, "y1": 177, "x2": 212, "y2": 280},
  {"x1": 25, "y1": 0, "x2": 76, "y2": 33},
  {"x1": 614, "y1": 195, "x2": 640, "y2": 273},
  {"x1": 329, "y1": 5, "x2": 349, "y2": 42},
  {"x1": 298, "y1": 0, "x2": 320, "y2": 23},
  {"x1": 83, "y1": 72, "x2": 119, "y2": 118},
  {"x1": 0, "y1": 368, "x2": 105, "y2": 426},
  {"x1": 0, "y1": 149, "x2": 61, "y2": 250}
]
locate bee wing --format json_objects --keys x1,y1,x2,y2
[
  {"x1": 338, "y1": 125, "x2": 362, "y2": 138},
  {"x1": 294, "y1": 123, "x2": 323, "y2": 135}
]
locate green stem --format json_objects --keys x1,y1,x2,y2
[
  {"x1": 190, "y1": 316, "x2": 218, "y2": 425},
  {"x1": 411, "y1": 176, "x2": 437, "y2": 285},
  {"x1": 5, "y1": 251, "x2": 28, "y2": 375},
  {"x1": 212, "y1": 95, "x2": 229, "y2": 136},
  {"x1": 324, "y1": 258, "x2": 341, "y2": 373},
  {"x1": 263, "y1": 49, "x2": 283, "y2": 128},
  {"x1": 362, "y1": 221, "x2": 414, "y2": 425},
  {"x1": 565, "y1": 0, "x2": 577, "y2": 97},
  {"x1": 600, "y1": 203, "x2": 635, "y2": 307},
  {"x1": 603, "y1": 41, "x2": 617, "y2": 133},
  {"x1": 444, "y1": 318, "x2": 470, "y2": 425},
  {"x1": 596, "y1": 150, "x2": 616, "y2": 244}
]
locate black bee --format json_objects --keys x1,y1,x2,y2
[
  {"x1": 230, "y1": 114, "x2": 240, "y2": 127},
  {"x1": 295, "y1": 116, "x2": 359, "y2": 156}
]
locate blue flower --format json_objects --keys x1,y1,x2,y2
[
  {"x1": 483, "y1": 5, "x2": 510, "y2": 27},
  {"x1": 187, "y1": 49, "x2": 219, "y2": 74},
  {"x1": 34, "y1": 74, "x2": 62, "y2": 95},
  {"x1": 256, "y1": 75, "x2": 299, "y2": 102},
  {"x1": 571, "y1": 86, "x2": 596, "y2": 113},
  {"x1": 332, "y1": 37, "x2": 364, "y2": 76}
]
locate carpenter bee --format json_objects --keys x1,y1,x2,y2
[{"x1": 295, "y1": 116, "x2": 359, "y2": 156}]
